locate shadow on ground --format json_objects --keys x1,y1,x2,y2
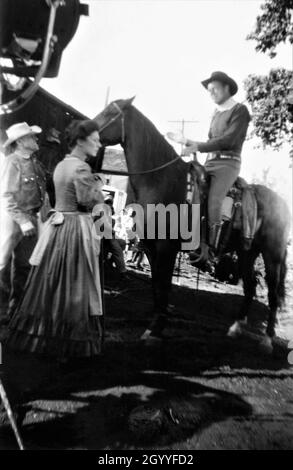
[{"x1": 0, "y1": 269, "x2": 291, "y2": 449}]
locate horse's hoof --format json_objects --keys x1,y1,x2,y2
[
  {"x1": 259, "y1": 336, "x2": 274, "y2": 355},
  {"x1": 227, "y1": 321, "x2": 243, "y2": 338}
]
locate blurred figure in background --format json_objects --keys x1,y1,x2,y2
[
  {"x1": 130, "y1": 237, "x2": 145, "y2": 271},
  {"x1": 36, "y1": 127, "x2": 63, "y2": 218},
  {"x1": 36, "y1": 127, "x2": 63, "y2": 175},
  {"x1": 103, "y1": 195, "x2": 129, "y2": 282}
]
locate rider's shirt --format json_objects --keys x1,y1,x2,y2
[{"x1": 197, "y1": 101, "x2": 251, "y2": 162}]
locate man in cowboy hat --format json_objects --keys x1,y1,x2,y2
[
  {"x1": 182, "y1": 71, "x2": 251, "y2": 258},
  {"x1": 0, "y1": 122, "x2": 47, "y2": 321}
]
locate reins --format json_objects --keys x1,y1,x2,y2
[
  {"x1": 98, "y1": 102, "x2": 183, "y2": 177},
  {"x1": 98, "y1": 154, "x2": 183, "y2": 177}
]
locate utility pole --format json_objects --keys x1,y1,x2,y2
[{"x1": 105, "y1": 86, "x2": 111, "y2": 107}]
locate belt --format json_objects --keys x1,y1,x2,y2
[{"x1": 208, "y1": 152, "x2": 241, "y2": 162}]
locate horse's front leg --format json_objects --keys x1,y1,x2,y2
[{"x1": 141, "y1": 240, "x2": 179, "y2": 340}]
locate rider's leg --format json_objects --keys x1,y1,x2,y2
[{"x1": 205, "y1": 159, "x2": 240, "y2": 251}]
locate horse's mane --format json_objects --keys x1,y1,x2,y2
[{"x1": 126, "y1": 105, "x2": 182, "y2": 168}]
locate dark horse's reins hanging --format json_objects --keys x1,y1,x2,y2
[{"x1": 97, "y1": 102, "x2": 183, "y2": 177}]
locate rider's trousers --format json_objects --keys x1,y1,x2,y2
[{"x1": 204, "y1": 158, "x2": 241, "y2": 231}]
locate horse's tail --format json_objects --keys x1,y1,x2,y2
[{"x1": 278, "y1": 247, "x2": 287, "y2": 307}]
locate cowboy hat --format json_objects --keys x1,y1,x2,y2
[
  {"x1": 201, "y1": 71, "x2": 238, "y2": 96},
  {"x1": 3, "y1": 122, "x2": 42, "y2": 148}
]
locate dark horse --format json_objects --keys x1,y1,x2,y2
[{"x1": 94, "y1": 98, "x2": 290, "y2": 353}]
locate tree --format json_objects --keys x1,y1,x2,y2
[
  {"x1": 245, "y1": 1, "x2": 293, "y2": 149},
  {"x1": 244, "y1": 68, "x2": 293, "y2": 149},
  {"x1": 247, "y1": 0, "x2": 293, "y2": 58},
  {"x1": 251, "y1": 167, "x2": 277, "y2": 191}
]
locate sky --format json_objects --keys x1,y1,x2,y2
[{"x1": 42, "y1": 0, "x2": 292, "y2": 208}]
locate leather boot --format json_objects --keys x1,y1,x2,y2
[
  {"x1": 203, "y1": 223, "x2": 223, "y2": 273},
  {"x1": 209, "y1": 222, "x2": 223, "y2": 254},
  {"x1": 189, "y1": 224, "x2": 222, "y2": 272}
]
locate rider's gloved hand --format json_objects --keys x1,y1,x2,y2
[{"x1": 182, "y1": 142, "x2": 199, "y2": 156}]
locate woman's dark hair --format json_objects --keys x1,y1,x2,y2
[{"x1": 65, "y1": 119, "x2": 99, "y2": 149}]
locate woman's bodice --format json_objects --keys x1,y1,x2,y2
[{"x1": 53, "y1": 156, "x2": 104, "y2": 212}]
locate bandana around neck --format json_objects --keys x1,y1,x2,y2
[{"x1": 216, "y1": 97, "x2": 238, "y2": 112}]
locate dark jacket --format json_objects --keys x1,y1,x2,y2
[{"x1": 197, "y1": 103, "x2": 251, "y2": 160}]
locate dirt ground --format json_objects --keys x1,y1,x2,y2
[{"x1": 0, "y1": 252, "x2": 292, "y2": 450}]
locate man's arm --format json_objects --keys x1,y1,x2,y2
[
  {"x1": 74, "y1": 163, "x2": 104, "y2": 210},
  {"x1": 185, "y1": 105, "x2": 250, "y2": 153}
]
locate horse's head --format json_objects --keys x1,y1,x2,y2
[{"x1": 94, "y1": 97, "x2": 135, "y2": 146}]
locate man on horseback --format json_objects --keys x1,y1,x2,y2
[{"x1": 182, "y1": 71, "x2": 251, "y2": 259}]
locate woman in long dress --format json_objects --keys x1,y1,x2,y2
[{"x1": 6, "y1": 120, "x2": 105, "y2": 359}]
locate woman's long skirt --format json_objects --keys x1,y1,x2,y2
[{"x1": 6, "y1": 213, "x2": 104, "y2": 358}]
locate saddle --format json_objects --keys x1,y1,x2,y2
[{"x1": 188, "y1": 161, "x2": 258, "y2": 252}]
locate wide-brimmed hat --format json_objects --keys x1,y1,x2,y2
[
  {"x1": 3, "y1": 122, "x2": 42, "y2": 148},
  {"x1": 201, "y1": 71, "x2": 238, "y2": 96}
]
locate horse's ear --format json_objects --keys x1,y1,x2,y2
[{"x1": 124, "y1": 96, "x2": 136, "y2": 107}]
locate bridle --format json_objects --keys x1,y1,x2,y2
[
  {"x1": 98, "y1": 102, "x2": 125, "y2": 144},
  {"x1": 98, "y1": 102, "x2": 183, "y2": 177}
]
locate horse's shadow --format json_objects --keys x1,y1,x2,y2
[
  {"x1": 104, "y1": 270, "x2": 290, "y2": 372},
  {"x1": 1, "y1": 365, "x2": 253, "y2": 450},
  {"x1": 0, "y1": 271, "x2": 291, "y2": 449}
]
